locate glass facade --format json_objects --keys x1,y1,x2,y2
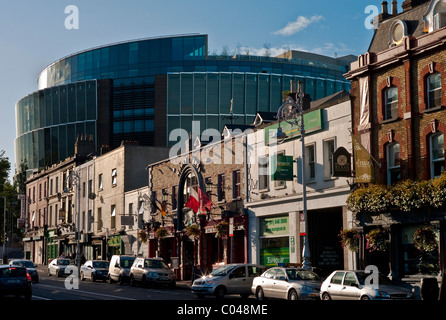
[{"x1": 17, "y1": 34, "x2": 353, "y2": 171}]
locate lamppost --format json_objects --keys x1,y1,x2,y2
[
  {"x1": 1, "y1": 197, "x2": 6, "y2": 264},
  {"x1": 276, "y1": 81, "x2": 311, "y2": 270},
  {"x1": 67, "y1": 170, "x2": 81, "y2": 276}
]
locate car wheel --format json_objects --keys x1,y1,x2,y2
[
  {"x1": 34, "y1": 277, "x2": 39, "y2": 284},
  {"x1": 215, "y1": 286, "x2": 226, "y2": 299},
  {"x1": 361, "y1": 295, "x2": 371, "y2": 300},
  {"x1": 80, "y1": 272, "x2": 85, "y2": 281},
  {"x1": 130, "y1": 275, "x2": 135, "y2": 287},
  {"x1": 322, "y1": 292, "x2": 331, "y2": 300},
  {"x1": 48, "y1": 269, "x2": 51, "y2": 276},
  {"x1": 288, "y1": 289, "x2": 298, "y2": 300},
  {"x1": 108, "y1": 275, "x2": 114, "y2": 284},
  {"x1": 256, "y1": 287, "x2": 265, "y2": 301},
  {"x1": 118, "y1": 275, "x2": 124, "y2": 285},
  {"x1": 91, "y1": 273, "x2": 95, "y2": 282}
]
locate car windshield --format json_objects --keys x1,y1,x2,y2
[
  {"x1": 93, "y1": 261, "x2": 109, "y2": 269},
  {"x1": 120, "y1": 257, "x2": 135, "y2": 268},
  {"x1": 58, "y1": 259, "x2": 70, "y2": 265},
  {"x1": 15, "y1": 261, "x2": 35, "y2": 268},
  {"x1": 286, "y1": 269, "x2": 320, "y2": 281},
  {"x1": 356, "y1": 272, "x2": 392, "y2": 285},
  {"x1": 145, "y1": 259, "x2": 169, "y2": 269},
  {"x1": 211, "y1": 265, "x2": 236, "y2": 276},
  {"x1": 0, "y1": 267, "x2": 27, "y2": 277}
]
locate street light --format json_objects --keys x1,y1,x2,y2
[
  {"x1": 276, "y1": 81, "x2": 311, "y2": 270},
  {"x1": 67, "y1": 170, "x2": 81, "y2": 276}
]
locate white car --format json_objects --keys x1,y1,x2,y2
[
  {"x1": 48, "y1": 258, "x2": 72, "y2": 277},
  {"x1": 320, "y1": 270, "x2": 416, "y2": 300},
  {"x1": 192, "y1": 264, "x2": 265, "y2": 299},
  {"x1": 251, "y1": 267, "x2": 321, "y2": 300}
]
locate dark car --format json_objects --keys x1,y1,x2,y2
[
  {"x1": 80, "y1": 260, "x2": 110, "y2": 282},
  {"x1": 0, "y1": 265, "x2": 32, "y2": 300},
  {"x1": 9, "y1": 259, "x2": 39, "y2": 283}
]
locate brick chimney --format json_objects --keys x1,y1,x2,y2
[
  {"x1": 391, "y1": 0, "x2": 398, "y2": 15},
  {"x1": 401, "y1": 0, "x2": 430, "y2": 11}
]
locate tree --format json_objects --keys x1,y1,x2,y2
[
  {"x1": 0, "y1": 151, "x2": 11, "y2": 194},
  {"x1": 263, "y1": 42, "x2": 272, "y2": 57}
]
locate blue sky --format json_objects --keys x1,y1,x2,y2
[{"x1": 0, "y1": 0, "x2": 384, "y2": 180}]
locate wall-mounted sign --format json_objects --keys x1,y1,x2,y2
[
  {"x1": 271, "y1": 155, "x2": 294, "y2": 181},
  {"x1": 261, "y1": 216, "x2": 289, "y2": 236},
  {"x1": 332, "y1": 147, "x2": 352, "y2": 177}
]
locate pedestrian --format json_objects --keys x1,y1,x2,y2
[{"x1": 80, "y1": 254, "x2": 86, "y2": 265}]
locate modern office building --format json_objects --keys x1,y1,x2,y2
[{"x1": 15, "y1": 34, "x2": 355, "y2": 173}]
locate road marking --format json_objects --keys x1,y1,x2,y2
[
  {"x1": 35, "y1": 283, "x2": 137, "y2": 300},
  {"x1": 32, "y1": 295, "x2": 52, "y2": 300}
]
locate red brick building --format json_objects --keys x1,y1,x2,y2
[{"x1": 345, "y1": 0, "x2": 446, "y2": 280}]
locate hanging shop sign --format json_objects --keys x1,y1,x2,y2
[
  {"x1": 332, "y1": 147, "x2": 352, "y2": 177},
  {"x1": 271, "y1": 155, "x2": 294, "y2": 181}
]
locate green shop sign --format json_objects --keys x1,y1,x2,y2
[
  {"x1": 108, "y1": 235, "x2": 121, "y2": 247},
  {"x1": 261, "y1": 216, "x2": 289, "y2": 236},
  {"x1": 260, "y1": 246, "x2": 290, "y2": 267},
  {"x1": 271, "y1": 155, "x2": 294, "y2": 181},
  {"x1": 265, "y1": 109, "x2": 323, "y2": 144}
]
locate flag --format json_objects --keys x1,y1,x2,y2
[
  {"x1": 151, "y1": 195, "x2": 167, "y2": 216},
  {"x1": 198, "y1": 186, "x2": 212, "y2": 212},
  {"x1": 185, "y1": 187, "x2": 200, "y2": 213}
]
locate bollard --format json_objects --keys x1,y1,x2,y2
[{"x1": 420, "y1": 277, "x2": 439, "y2": 301}]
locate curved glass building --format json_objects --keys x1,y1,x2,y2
[{"x1": 15, "y1": 34, "x2": 354, "y2": 171}]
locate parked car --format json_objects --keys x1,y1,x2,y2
[
  {"x1": 9, "y1": 259, "x2": 39, "y2": 283},
  {"x1": 320, "y1": 270, "x2": 416, "y2": 300},
  {"x1": 80, "y1": 260, "x2": 110, "y2": 282},
  {"x1": 191, "y1": 263, "x2": 265, "y2": 299},
  {"x1": 48, "y1": 258, "x2": 72, "y2": 277},
  {"x1": 0, "y1": 265, "x2": 32, "y2": 300},
  {"x1": 252, "y1": 267, "x2": 321, "y2": 300},
  {"x1": 129, "y1": 257, "x2": 176, "y2": 288},
  {"x1": 108, "y1": 255, "x2": 136, "y2": 284}
]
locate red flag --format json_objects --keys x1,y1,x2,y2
[
  {"x1": 198, "y1": 186, "x2": 212, "y2": 212},
  {"x1": 185, "y1": 187, "x2": 200, "y2": 213}
]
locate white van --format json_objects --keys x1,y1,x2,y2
[{"x1": 108, "y1": 255, "x2": 136, "y2": 284}]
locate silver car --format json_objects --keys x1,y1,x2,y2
[
  {"x1": 252, "y1": 267, "x2": 321, "y2": 300},
  {"x1": 129, "y1": 257, "x2": 176, "y2": 288},
  {"x1": 320, "y1": 270, "x2": 416, "y2": 300},
  {"x1": 192, "y1": 264, "x2": 265, "y2": 299},
  {"x1": 80, "y1": 260, "x2": 110, "y2": 282},
  {"x1": 48, "y1": 258, "x2": 71, "y2": 277}
]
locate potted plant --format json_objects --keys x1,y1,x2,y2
[
  {"x1": 413, "y1": 226, "x2": 438, "y2": 253},
  {"x1": 155, "y1": 227, "x2": 169, "y2": 239},
  {"x1": 339, "y1": 228, "x2": 360, "y2": 252},
  {"x1": 215, "y1": 221, "x2": 229, "y2": 238},
  {"x1": 186, "y1": 224, "x2": 201, "y2": 239},
  {"x1": 138, "y1": 229, "x2": 148, "y2": 243},
  {"x1": 366, "y1": 228, "x2": 387, "y2": 252}
]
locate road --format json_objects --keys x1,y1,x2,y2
[{"x1": 30, "y1": 267, "x2": 253, "y2": 301}]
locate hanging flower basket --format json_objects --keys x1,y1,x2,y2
[
  {"x1": 138, "y1": 229, "x2": 148, "y2": 244},
  {"x1": 215, "y1": 221, "x2": 229, "y2": 238},
  {"x1": 413, "y1": 226, "x2": 438, "y2": 252},
  {"x1": 338, "y1": 228, "x2": 360, "y2": 252},
  {"x1": 366, "y1": 228, "x2": 387, "y2": 252},
  {"x1": 155, "y1": 227, "x2": 169, "y2": 239},
  {"x1": 186, "y1": 224, "x2": 201, "y2": 239}
]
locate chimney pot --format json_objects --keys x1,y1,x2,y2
[
  {"x1": 391, "y1": 1, "x2": 398, "y2": 15},
  {"x1": 382, "y1": 1, "x2": 389, "y2": 14}
]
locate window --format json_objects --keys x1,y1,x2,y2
[
  {"x1": 172, "y1": 186, "x2": 178, "y2": 210},
  {"x1": 431, "y1": 133, "x2": 445, "y2": 178},
  {"x1": 98, "y1": 173, "x2": 103, "y2": 190},
  {"x1": 384, "y1": 86, "x2": 398, "y2": 120},
  {"x1": 111, "y1": 205, "x2": 116, "y2": 229},
  {"x1": 324, "y1": 139, "x2": 335, "y2": 178},
  {"x1": 330, "y1": 272, "x2": 345, "y2": 284},
  {"x1": 128, "y1": 203, "x2": 133, "y2": 216},
  {"x1": 97, "y1": 207, "x2": 102, "y2": 231},
  {"x1": 427, "y1": 73, "x2": 442, "y2": 109},
  {"x1": 233, "y1": 170, "x2": 241, "y2": 199},
  {"x1": 205, "y1": 177, "x2": 212, "y2": 197},
  {"x1": 343, "y1": 272, "x2": 358, "y2": 286},
  {"x1": 258, "y1": 156, "x2": 269, "y2": 190},
  {"x1": 217, "y1": 174, "x2": 225, "y2": 202},
  {"x1": 151, "y1": 191, "x2": 157, "y2": 214},
  {"x1": 387, "y1": 142, "x2": 401, "y2": 185},
  {"x1": 306, "y1": 144, "x2": 316, "y2": 180},
  {"x1": 111, "y1": 169, "x2": 117, "y2": 186}
]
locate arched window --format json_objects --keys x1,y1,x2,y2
[
  {"x1": 387, "y1": 142, "x2": 400, "y2": 185},
  {"x1": 427, "y1": 72, "x2": 442, "y2": 109},
  {"x1": 384, "y1": 86, "x2": 398, "y2": 120},
  {"x1": 430, "y1": 132, "x2": 445, "y2": 178}
]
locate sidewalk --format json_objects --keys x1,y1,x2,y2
[{"x1": 35, "y1": 264, "x2": 192, "y2": 290}]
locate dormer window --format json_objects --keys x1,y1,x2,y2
[
  {"x1": 424, "y1": 0, "x2": 446, "y2": 32},
  {"x1": 389, "y1": 20, "x2": 408, "y2": 46}
]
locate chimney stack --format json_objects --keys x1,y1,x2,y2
[
  {"x1": 391, "y1": 1, "x2": 398, "y2": 15},
  {"x1": 382, "y1": 1, "x2": 389, "y2": 14}
]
